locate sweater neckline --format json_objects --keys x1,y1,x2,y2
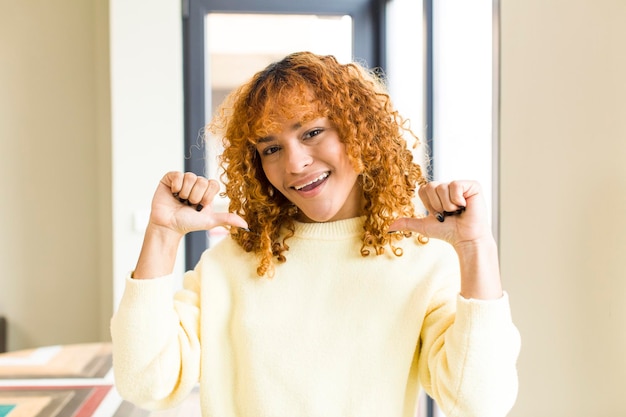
[{"x1": 292, "y1": 216, "x2": 365, "y2": 240}]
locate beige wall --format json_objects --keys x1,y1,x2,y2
[
  {"x1": 0, "y1": 0, "x2": 183, "y2": 351},
  {"x1": 500, "y1": 0, "x2": 626, "y2": 415},
  {"x1": 0, "y1": 0, "x2": 112, "y2": 350}
]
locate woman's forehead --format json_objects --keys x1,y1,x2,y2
[{"x1": 252, "y1": 102, "x2": 323, "y2": 138}]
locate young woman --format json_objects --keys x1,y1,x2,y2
[{"x1": 110, "y1": 52, "x2": 520, "y2": 417}]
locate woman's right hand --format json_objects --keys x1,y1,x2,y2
[
  {"x1": 149, "y1": 171, "x2": 248, "y2": 236},
  {"x1": 132, "y1": 172, "x2": 248, "y2": 279}
]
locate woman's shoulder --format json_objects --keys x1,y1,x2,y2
[
  {"x1": 197, "y1": 235, "x2": 256, "y2": 270},
  {"x1": 200, "y1": 234, "x2": 248, "y2": 258}
]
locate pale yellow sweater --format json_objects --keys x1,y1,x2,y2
[{"x1": 110, "y1": 217, "x2": 520, "y2": 417}]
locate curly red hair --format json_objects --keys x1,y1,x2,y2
[{"x1": 207, "y1": 51, "x2": 428, "y2": 276}]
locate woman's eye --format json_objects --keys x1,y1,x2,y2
[
  {"x1": 304, "y1": 128, "x2": 323, "y2": 140},
  {"x1": 262, "y1": 145, "x2": 280, "y2": 156}
]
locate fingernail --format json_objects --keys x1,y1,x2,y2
[
  {"x1": 442, "y1": 207, "x2": 466, "y2": 217},
  {"x1": 195, "y1": 204, "x2": 203, "y2": 212},
  {"x1": 234, "y1": 227, "x2": 259, "y2": 236},
  {"x1": 449, "y1": 207, "x2": 466, "y2": 215},
  {"x1": 435, "y1": 212, "x2": 445, "y2": 222}
]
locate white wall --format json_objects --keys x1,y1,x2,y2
[
  {"x1": 500, "y1": 0, "x2": 626, "y2": 415},
  {"x1": 109, "y1": 0, "x2": 185, "y2": 307}
]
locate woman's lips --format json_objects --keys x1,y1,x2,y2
[{"x1": 293, "y1": 172, "x2": 330, "y2": 192}]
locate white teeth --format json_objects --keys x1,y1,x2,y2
[{"x1": 294, "y1": 172, "x2": 329, "y2": 190}]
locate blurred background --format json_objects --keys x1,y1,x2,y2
[{"x1": 1, "y1": 0, "x2": 624, "y2": 416}]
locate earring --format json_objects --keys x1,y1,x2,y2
[{"x1": 268, "y1": 186, "x2": 274, "y2": 197}]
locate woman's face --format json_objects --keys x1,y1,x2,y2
[{"x1": 255, "y1": 117, "x2": 364, "y2": 223}]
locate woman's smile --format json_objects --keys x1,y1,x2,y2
[{"x1": 292, "y1": 172, "x2": 329, "y2": 192}]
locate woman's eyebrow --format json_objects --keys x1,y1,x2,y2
[
  {"x1": 257, "y1": 136, "x2": 274, "y2": 144},
  {"x1": 256, "y1": 122, "x2": 304, "y2": 144}
]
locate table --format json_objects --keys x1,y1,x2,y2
[{"x1": 0, "y1": 343, "x2": 201, "y2": 417}]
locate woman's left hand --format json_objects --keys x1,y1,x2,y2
[
  {"x1": 389, "y1": 180, "x2": 494, "y2": 249},
  {"x1": 390, "y1": 180, "x2": 503, "y2": 299}
]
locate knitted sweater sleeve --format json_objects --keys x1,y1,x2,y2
[
  {"x1": 109, "y1": 268, "x2": 203, "y2": 410},
  {"x1": 418, "y1": 290, "x2": 521, "y2": 417}
]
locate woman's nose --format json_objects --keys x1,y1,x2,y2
[{"x1": 284, "y1": 143, "x2": 312, "y2": 173}]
